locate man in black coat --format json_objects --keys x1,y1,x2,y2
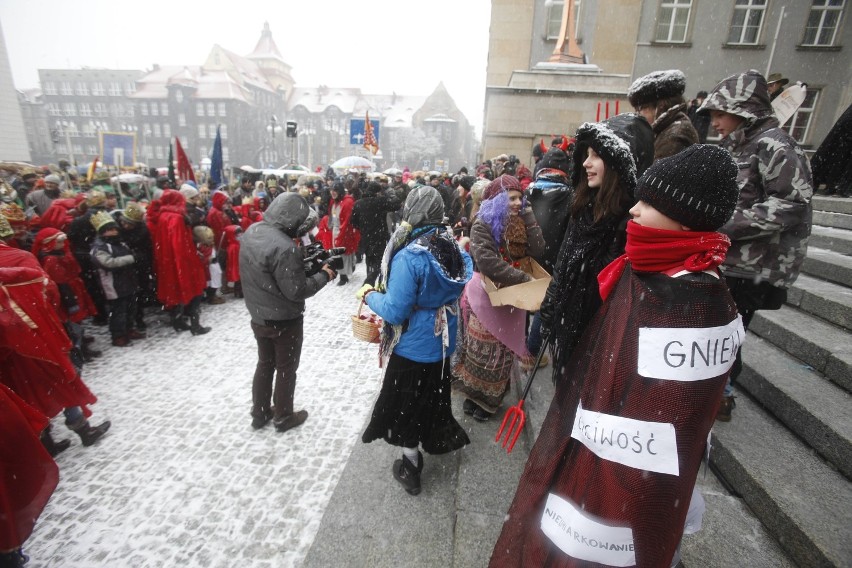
[{"x1": 352, "y1": 182, "x2": 400, "y2": 286}]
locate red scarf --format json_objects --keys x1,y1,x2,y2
[{"x1": 598, "y1": 220, "x2": 730, "y2": 300}]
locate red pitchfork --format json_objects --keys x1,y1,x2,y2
[{"x1": 496, "y1": 337, "x2": 551, "y2": 454}]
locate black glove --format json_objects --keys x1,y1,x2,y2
[{"x1": 325, "y1": 255, "x2": 345, "y2": 272}]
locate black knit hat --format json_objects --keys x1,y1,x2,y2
[
  {"x1": 628, "y1": 69, "x2": 687, "y2": 108},
  {"x1": 636, "y1": 144, "x2": 739, "y2": 231},
  {"x1": 534, "y1": 147, "x2": 571, "y2": 176}
]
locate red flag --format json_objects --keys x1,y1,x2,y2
[
  {"x1": 363, "y1": 112, "x2": 379, "y2": 155},
  {"x1": 174, "y1": 137, "x2": 196, "y2": 183}
]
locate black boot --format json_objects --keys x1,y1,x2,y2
[
  {"x1": 81, "y1": 342, "x2": 102, "y2": 360},
  {"x1": 234, "y1": 281, "x2": 243, "y2": 299},
  {"x1": 190, "y1": 314, "x2": 211, "y2": 335},
  {"x1": 40, "y1": 425, "x2": 71, "y2": 457},
  {"x1": 206, "y1": 287, "x2": 225, "y2": 305},
  {"x1": 392, "y1": 453, "x2": 422, "y2": 496},
  {"x1": 251, "y1": 407, "x2": 274, "y2": 430},
  {"x1": 0, "y1": 548, "x2": 28, "y2": 567},
  {"x1": 170, "y1": 307, "x2": 191, "y2": 332},
  {"x1": 72, "y1": 420, "x2": 111, "y2": 447},
  {"x1": 336, "y1": 274, "x2": 349, "y2": 286}
]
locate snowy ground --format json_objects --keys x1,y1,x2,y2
[{"x1": 27, "y1": 264, "x2": 381, "y2": 568}]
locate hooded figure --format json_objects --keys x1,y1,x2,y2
[
  {"x1": 361, "y1": 185, "x2": 473, "y2": 496},
  {"x1": 239, "y1": 193, "x2": 337, "y2": 433}
]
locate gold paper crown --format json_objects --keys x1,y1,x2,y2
[
  {"x1": 0, "y1": 202, "x2": 26, "y2": 224},
  {"x1": 87, "y1": 190, "x2": 106, "y2": 207},
  {"x1": 0, "y1": 216, "x2": 13, "y2": 238},
  {"x1": 90, "y1": 210, "x2": 116, "y2": 233},
  {"x1": 122, "y1": 202, "x2": 145, "y2": 223}
]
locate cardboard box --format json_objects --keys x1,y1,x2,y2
[{"x1": 481, "y1": 258, "x2": 551, "y2": 311}]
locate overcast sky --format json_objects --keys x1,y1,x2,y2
[{"x1": 0, "y1": 0, "x2": 491, "y2": 134}]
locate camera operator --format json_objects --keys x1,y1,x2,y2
[{"x1": 239, "y1": 193, "x2": 339, "y2": 433}]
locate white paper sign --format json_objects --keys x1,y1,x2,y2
[
  {"x1": 637, "y1": 315, "x2": 744, "y2": 382},
  {"x1": 541, "y1": 493, "x2": 636, "y2": 567},
  {"x1": 571, "y1": 402, "x2": 680, "y2": 475}
]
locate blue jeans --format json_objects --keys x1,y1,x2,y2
[{"x1": 63, "y1": 405, "x2": 85, "y2": 429}]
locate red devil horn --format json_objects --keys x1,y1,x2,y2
[
  {"x1": 559, "y1": 135, "x2": 569, "y2": 152},
  {"x1": 540, "y1": 138, "x2": 548, "y2": 153}
]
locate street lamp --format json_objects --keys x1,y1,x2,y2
[{"x1": 266, "y1": 115, "x2": 282, "y2": 167}]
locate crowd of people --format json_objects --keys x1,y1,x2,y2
[{"x1": 2, "y1": 65, "x2": 847, "y2": 567}]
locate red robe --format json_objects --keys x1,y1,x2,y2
[
  {"x1": 0, "y1": 246, "x2": 97, "y2": 419},
  {"x1": 490, "y1": 267, "x2": 739, "y2": 568},
  {"x1": 206, "y1": 191, "x2": 236, "y2": 252},
  {"x1": 32, "y1": 228, "x2": 97, "y2": 323},
  {"x1": 222, "y1": 225, "x2": 242, "y2": 283},
  {"x1": 330, "y1": 194, "x2": 360, "y2": 255},
  {"x1": 150, "y1": 190, "x2": 206, "y2": 307},
  {"x1": 0, "y1": 384, "x2": 59, "y2": 550}
]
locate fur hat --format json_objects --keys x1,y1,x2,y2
[
  {"x1": 90, "y1": 210, "x2": 117, "y2": 233},
  {"x1": 180, "y1": 184, "x2": 199, "y2": 200},
  {"x1": 122, "y1": 202, "x2": 145, "y2": 224},
  {"x1": 86, "y1": 190, "x2": 107, "y2": 207},
  {"x1": 628, "y1": 69, "x2": 687, "y2": 108},
  {"x1": 636, "y1": 144, "x2": 739, "y2": 231}
]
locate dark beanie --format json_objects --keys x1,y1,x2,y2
[
  {"x1": 534, "y1": 147, "x2": 571, "y2": 176},
  {"x1": 636, "y1": 144, "x2": 739, "y2": 231}
]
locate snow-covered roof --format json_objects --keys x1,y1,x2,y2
[
  {"x1": 288, "y1": 87, "x2": 363, "y2": 114},
  {"x1": 247, "y1": 22, "x2": 284, "y2": 61}
]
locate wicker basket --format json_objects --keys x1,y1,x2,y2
[{"x1": 351, "y1": 298, "x2": 382, "y2": 343}]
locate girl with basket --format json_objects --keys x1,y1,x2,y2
[{"x1": 358, "y1": 185, "x2": 473, "y2": 496}]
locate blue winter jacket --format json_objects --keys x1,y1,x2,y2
[{"x1": 366, "y1": 230, "x2": 473, "y2": 363}]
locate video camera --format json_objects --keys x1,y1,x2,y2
[{"x1": 303, "y1": 242, "x2": 345, "y2": 276}]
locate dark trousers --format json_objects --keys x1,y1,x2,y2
[
  {"x1": 75, "y1": 252, "x2": 108, "y2": 319},
  {"x1": 251, "y1": 318, "x2": 303, "y2": 421},
  {"x1": 364, "y1": 251, "x2": 382, "y2": 286},
  {"x1": 725, "y1": 276, "x2": 787, "y2": 384},
  {"x1": 108, "y1": 295, "x2": 137, "y2": 339}
]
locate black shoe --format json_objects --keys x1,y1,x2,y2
[
  {"x1": 472, "y1": 406, "x2": 491, "y2": 422},
  {"x1": 393, "y1": 454, "x2": 422, "y2": 496},
  {"x1": 74, "y1": 420, "x2": 111, "y2": 447},
  {"x1": 463, "y1": 399, "x2": 476, "y2": 416},
  {"x1": 172, "y1": 317, "x2": 191, "y2": 332},
  {"x1": 91, "y1": 316, "x2": 109, "y2": 326},
  {"x1": 81, "y1": 344, "x2": 102, "y2": 360},
  {"x1": 336, "y1": 275, "x2": 349, "y2": 286},
  {"x1": 251, "y1": 408, "x2": 274, "y2": 430},
  {"x1": 190, "y1": 316, "x2": 211, "y2": 335},
  {"x1": 274, "y1": 410, "x2": 308, "y2": 433},
  {"x1": 82, "y1": 335, "x2": 96, "y2": 344},
  {"x1": 40, "y1": 426, "x2": 72, "y2": 457}
]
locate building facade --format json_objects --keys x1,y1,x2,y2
[
  {"x1": 483, "y1": 0, "x2": 851, "y2": 161},
  {"x1": 0, "y1": 21, "x2": 31, "y2": 162}
]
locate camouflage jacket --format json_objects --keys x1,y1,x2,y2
[{"x1": 699, "y1": 70, "x2": 813, "y2": 288}]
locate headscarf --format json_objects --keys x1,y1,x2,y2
[{"x1": 477, "y1": 175, "x2": 523, "y2": 245}]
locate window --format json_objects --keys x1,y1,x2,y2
[
  {"x1": 728, "y1": 0, "x2": 766, "y2": 45},
  {"x1": 199, "y1": 146, "x2": 208, "y2": 161},
  {"x1": 223, "y1": 147, "x2": 229, "y2": 162},
  {"x1": 163, "y1": 124, "x2": 171, "y2": 137},
  {"x1": 178, "y1": 113, "x2": 186, "y2": 127},
  {"x1": 95, "y1": 103, "x2": 109, "y2": 117},
  {"x1": 73, "y1": 144, "x2": 84, "y2": 155},
  {"x1": 208, "y1": 124, "x2": 217, "y2": 138},
  {"x1": 196, "y1": 102, "x2": 204, "y2": 116},
  {"x1": 47, "y1": 103, "x2": 62, "y2": 116},
  {"x1": 784, "y1": 88, "x2": 820, "y2": 143},
  {"x1": 155, "y1": 146, "x2": 164, "y2": 159},
  {"x1": 108, "y1": 82, "x2": 122, "y2": 96},
  {"x1": 44, "y1": 82, "x2": 57, "y2": 96},
  {"x1": 655, "y1": 0, "x2": 692, "y2": 43},
  {"x1": 153, "y1": 124, "x2": 161, "y2": 137},
  {"x1": 124, "y1": 82, "x2": 136, "y2": 95},
  {"x1": 218, "y1": 103, "x2": 227, "y2": 117},
  {"x1": 75, "y1": 82, "x2": 89, "y2": 96},
  {"x1": 198, "y1": 124, "x2": 206, "y2": 138},
  {"x1": 60, "y1": 81, "x2": 73, "y2": 95},
  {"x1": 207, "y1": 102, "x2": 215, "y2": 116},
  {"x1": 161, "y1": 103, "x2": 169, "y2": 116},
  {"x1": 140, "y1": 102, "x2": 148, "y2": 116},
  {"x1": 87, "y1": 145, "x2": 98, "y2": 155},
  {"x1": 63, "y1": 103, "x2": 77, "y2": 117},
  {"x1": 79, "y1": 103, "x2": 92, "y2": 117},
  {"x1": 220, "y1": 125, "x2": 228, "y2": 139},
  {"x1": 803, "y1": 0, "x2": 845, "y2": 46},
  {"x1": 545, "y1": 0, "x2": 564, "y2": 39}
]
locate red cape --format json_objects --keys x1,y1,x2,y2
[
  {"x1": 223, "y1": 225, "x2": 241, "y2": 283},
  {"x1": 330, "y1": 195, "x2": 361, "y2": 254},
  {"x1": 0, "y1": 384, "x2": 58, "y2": 550},
  {"x1": 150, "y1": 191, "x2": 206, "y2": 307},
  {"x1": 490, "y1": 268, "x2": 739, "y2": 568},
  {"x1": 32, "y1": 228, "x2": 97, "y2": 323}
]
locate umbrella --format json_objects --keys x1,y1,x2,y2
[
  {"x1": 383, "y1": 167, "x2": 402, "y2": 176},
  {"x1": 331, "y1": 156, "x2": 374, "y2": 172}
]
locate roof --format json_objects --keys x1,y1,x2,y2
[
  {"x1": 288, "y1": 88, "x2": 427, "y2": 129},
  {"x1": 130, "y1": 65, "x2": 251, "y2": 102},
  {"x1": 247, "y1": 22, "x2": 284, "y2": 61}
]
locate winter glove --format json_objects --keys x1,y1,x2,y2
[{"x1": 356, "y1": 284, "x2": 375, "y2": 301}]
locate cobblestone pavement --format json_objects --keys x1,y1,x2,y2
[{"x1": 26, "y1": 264, "x2": 382, "y2": 568}]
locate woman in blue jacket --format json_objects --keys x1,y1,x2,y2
[{"x1": 359, "y1": 185, "x2": 473, "y2": 496}]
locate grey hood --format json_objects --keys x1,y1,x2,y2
[{"x1": 263, "y1": 193, "x2": 310, "y2": 236}]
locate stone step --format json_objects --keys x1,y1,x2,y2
[
  {"x1": 813, "y1": 210, "x2": 852, "y2": 231},
  {"x1": 750, "y1": 305, "x2": 852, "y2": 391},
  {"x1": 810, "y1": 225, "x2": 852, "y2": 256},
  {"x1": 787, "y1": 273, "x2": 852, "y2": 331},
  {"x1": 802, "y1": 246, "x2": 852, "y2": 287},
  {"x1": 738, "y1": 334, "x2": 852, "y2": 479},
  {"x1": 813, "y1": 195, "x2": 852, "y2": 215},
  {"x1": 710, "y1": 389, "x2": 852, "y2": 568}
]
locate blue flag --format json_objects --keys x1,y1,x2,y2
[{"x1": 210, "y1": 125, "x2": 224, "y2": 187}]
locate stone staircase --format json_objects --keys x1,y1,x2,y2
[{"x1": 710, "y1": 195, "x2": 852, "y2": 568}]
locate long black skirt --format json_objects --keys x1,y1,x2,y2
[{"x1": 362, "y1": 353, "x2": 470, "y2": 455}]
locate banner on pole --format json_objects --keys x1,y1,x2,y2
[
  {"x1": 100, "y1": 132, "x2": 136, "y2": 167},
  {"x1": 349, "y1": 118, "x2": 380, "y2": 146}
]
